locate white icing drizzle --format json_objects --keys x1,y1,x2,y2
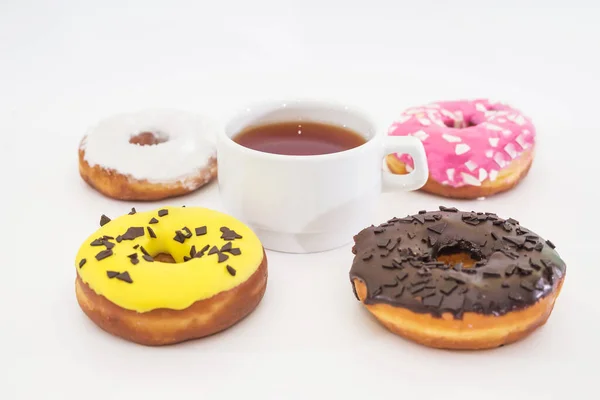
[{"x1": 80, "y1": 109, "x2": 217, "y2": 185}]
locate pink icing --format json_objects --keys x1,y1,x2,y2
[{"x1": 387, "y1": 99, "x2": 536, "y2": 188}]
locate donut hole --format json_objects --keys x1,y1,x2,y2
[
  {"x1": 436, "y1": 253, "x2": 476, "y2": 268},
  {"x1": 442, "y1": 118, "x2": 478, "y2": 129},
  {"x1": 153, "y1": 253, "x2": 176, "y2": 263},
  {"x1": 435, "y1": 245, "x2": 481, "y2": 268},
  {"x1": 129, "y1": 131, "x2": 169, "y2": 146}
]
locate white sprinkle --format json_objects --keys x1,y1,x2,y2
[
  {"x1": 442, "y1": 133, "x2": 462, "y2": 143},
  {"x1": 504, "y1": 143, "x2": 518, "y2": 159},
  {"x1": 484, "y1": 123, "x2": 503, "y2": 131},
  {"x1": 465, "y1": 160, "x2": 478, "y2": 171},
  {"x1": 446, "y1": 168, "x2": 455, "y2": 181},
  {"x1": 411, "y1": 130, "x2": 429, "y2": 141},
  {"x1": 515, "y1": 134, "x2": 527, "y2": 149},
  {"x1": 523, "y1": 129, "x2": 530, "y2": 135},
  {"x1": 489, "y1": 170, "x2": 499, "y2": 181},
  {"x1": 489, "y1": 137, "x2": 499, "y2": 147},
  {"x1": 494, "y1": 153, "x2": 507, "y2": 168},
  {"x1": 479, "y1": 168, "x2": 488, "y2": 181},
  {"x1": 395, "y1": 115, "x2": 411, "y2": 124},
  {"x1": 405, "y1": 164, "x2": 414, "y2": 172},
  {"x1": 455, "y1": 143, "x2": 470, "y2": 155},
  {"x1": 387, "y1": 124, "x2": 398, "y2": 134},
  {"x1": 475, "y1": 103, "x2": 487, "y2": 112},
  {"x1": 502, "y1": 129, "x2": 513, "y2": 136},
  {"x1": 497, "y1": 118, "x2": 507, "y2": 123},
  {"x1": 418, "y1": 118, "x2": 431, "y2": 126},
  {"x1": 440, "y1": 109, "x2": 455, "y2": 119},
  {"x1": 461, "y1": 172, "x2": 482, "y2": 186},
  {"x1": 513, "y1": 115, "x2": 526, "y2": 126},
  {"x1": 485, "y1": 150, "x2": 494, "y2": 158}
]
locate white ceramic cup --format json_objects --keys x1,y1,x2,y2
[{"x1": 217, "y1": 100, "x2": 429, "y2": 253}]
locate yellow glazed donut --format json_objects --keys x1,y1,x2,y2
[{"x1": 74, "y1": 206, "x2": 268, "y2": 346}]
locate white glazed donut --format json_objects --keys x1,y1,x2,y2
[{"x1": 79, "y1": 109, "x2": 217, "y2": 201}]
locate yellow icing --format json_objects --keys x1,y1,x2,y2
[{"x1": 75, "y1": 206, "x2": 263, "y2": 312}]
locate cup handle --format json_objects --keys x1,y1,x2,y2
[{"x1": 382, "y1": 135, "x2": 429, "y2": 191}]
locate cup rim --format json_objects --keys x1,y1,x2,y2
[{"x1": 219, "y1": 99, "x2": 381, "y2": 161}]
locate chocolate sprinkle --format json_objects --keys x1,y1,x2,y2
[
  {"x1": 520, "y1": 281, "x2": 535, "y2": 292},
  {"x1": 440, "y1": 280, "x2": 458, "y2": 295},
  {"x1": 79, "y1": 259, "x2": 86, "y2": 268},
  {"x1": 173, "y1": 231, "x2": 186, "y2": 244},
  {"x1": 508, "y1": 292, "x2": 524, "y2": 302},
  {"x1": 147, "y1": 226, "x2": 156, "y2": 238},
  {"x1": 142, "y1": 254, "x2": 154, "y2": 262},
  {"x1": 208, "y1": 246, "x2": 219, "y2": 255},
  {"x1": 221, "y1": 242, "x2": 233, "y2": 252},
  {"x1": 394, "y1": 285, "x2": 406, "y2": 297},
  {"x1": 349, "y1": 208, "x2": 567, "y2": 319},
  {"x1": 128, "y1": 208, "x2": 136, "y2": 215},
  {"x1": 99, "y1": 215, "x2": 111, "y2": 226},
  {"x1": 229, "y1": 248, "x2": 242, "y2": 256},
  {"x1": 503, "y1": 235, "x2": 526, "y2": 247},
  {"x1": 439, "y1": 206, "x2": 458, "y2": 212},
  {"x1": 226, "y1": 265, "x2": 237, "y2": 276},
  {"x1": 116, "y1": 271, "x2": 133, "y2": 283},
  {"x1": 535, "y1": 242, "x2": 544, "y2": 251},
  {"x1": 483, "y1": 271, "x2": 502, "y2": 278},
  {"x1": 182, "y1": 227, "x2": 192, "y2": 239},
  {"x1": 121, "y1": 227, "x2": 145, "y2": 241},
  {"x1": 396, "y1": 271, "x2": 409, "y2": 281},
  {"x1": 427, "y1": 222, "x2": 447, "y2": 234},
  {"x1": 90, "y1": 238, "x2": 104, "y2": 246},
  {"x1": 197, "y1": 244, "x2": 210, "y2": 257},
  {"x1": 423, "y1": 293, "x2": 443, "y2": 307},
  {"x1": 195, "y1": 226, "x2": 207, "y2": 236},
  {"x1": 140, "y1": 246, "x2": 149, "y2": 256},
  {"x1": 95, "y1": 249, "x2": 113, "y2": 261},
  {"x1": 220, "y1": 227, "x2": 243, "y2": 240},
  {"x1": 413, "y1": 215, "x2": 425, "y2": 224},
  {"x1": 106, "y1": 271, "x2": 119, "y2": 278},
  {"x1": 218, "y1": 253, "x2": 229, "y2": 263},
  {"x1": 377, "y1": 238, "x2": 391, "y2": 248},
  {"x1": 546, "y1": 240, "x2": 556, "y2": 249},
  {"x1": 158, "y1": 209, "x2": 168, "y2": 217},
  {"x1": 149, "y1": 217, "x2": 159, "y2": 224}
]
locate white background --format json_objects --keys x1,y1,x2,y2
[{"x1": 1, "y1": 1, "x2": 599, "y2": 399}]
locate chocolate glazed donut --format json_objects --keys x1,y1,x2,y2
[{"x1": 349, "y1": 206, "x2": 566, "y2": 350}]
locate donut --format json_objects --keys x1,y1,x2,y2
[
  {"x1": 386, "y1": 99, "x2": 535, "y2": 199},
  {"x1": 349, "y1": 206, "x2": 566, "y2": 350},
  {"x1": 79, "y1": 109, "x2": 217, "y2": 201},
  {"x1": 74, "y1": 206, "x2": 268, "y2": 346}
]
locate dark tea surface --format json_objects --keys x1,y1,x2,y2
[{"x1": 233, "y1": 121, "x2": 366, "y2": 156}]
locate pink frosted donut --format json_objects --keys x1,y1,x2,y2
[{"x1": 385, "y1": 99, "x2": 536, "y2": 199}]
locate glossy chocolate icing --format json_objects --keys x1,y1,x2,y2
[{"x1": 349, "y1": 207, "x2": 566, "y2": 319}]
